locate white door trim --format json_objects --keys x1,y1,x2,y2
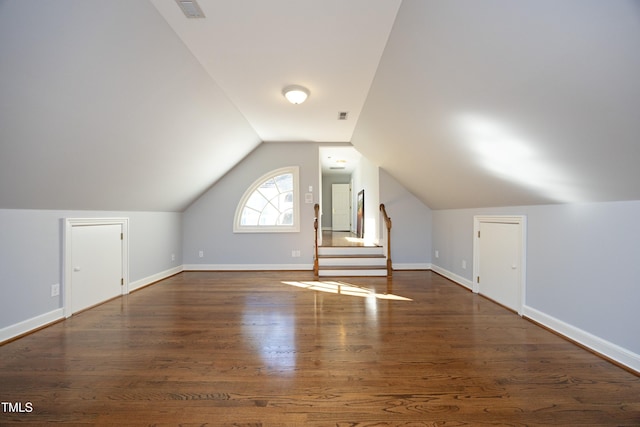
[
  {"x1": 63, "y1": 218, "x2": 129, "y2": 318},
  {"x1": 473, "y1": 215, "x2": 527, "y2": 315}
]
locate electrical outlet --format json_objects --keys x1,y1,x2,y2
[
  {"x1": 462, "y1": 260, "x2": 467, "y2": 269},
  {"x1": 435, "y1": 250, "x2": 439, "y2": 258},
  {"x1": 291, "y1": 250, "x2": 301, "y2": 257},
  {"x1": 199, "y1": 250, "x2": 204, "y2": 258},
  {"x1": 51, "y1": 284, "x2": 60, "y2": 297},
  {"x1": 171, "y1": 253, "x2": 175, "y2": 261}
]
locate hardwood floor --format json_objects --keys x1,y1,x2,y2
[{"x1": 1, "y1": 270, "x2": 639, "y2": 425}]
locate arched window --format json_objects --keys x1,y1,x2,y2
[{"x1": 234, "y1": 166, "x2": 300, "y2": 233}]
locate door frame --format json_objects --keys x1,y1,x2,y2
[
  {"x1": 63, "y1": 218, "x2": 129, "y2": 318},
  {"x1": 472, "y1": 215, "x2": 527, "y2": 315}
]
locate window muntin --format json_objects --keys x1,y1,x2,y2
[{"x1": 234, "y1": 167, "x2": 299, "y2": 233}]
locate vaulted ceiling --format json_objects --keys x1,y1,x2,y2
[
  {"x1": 1, "y1": 0, "x2": 639, "y2": 212},
  {"x1": 353, "y1": 0, "x2": 640, "y2": 209}
]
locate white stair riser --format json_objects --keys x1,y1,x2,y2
[
  {"x1": 319, "y1": 269, "x2": 388, "y2": 277},
  {"x1": 318, "y1": 257, "x2": 387, "y2": 267},
  {"x1": 318, "y1": 247, "x2": 384, "y2": 256}
]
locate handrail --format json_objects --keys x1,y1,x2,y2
[
  {"x1": 313, "y1": 203, "x2": 320, "y2": 277},
  {"x1": 380, "y1": 203, "x2": 393, "y2": 277}
]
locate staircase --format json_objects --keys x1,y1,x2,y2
[
  {"x1": 313, "y1": 203, "x2": 392, "y2": 278},
  {"x1": 317, "y1": 245, "x2": 388, "y2": 277}
]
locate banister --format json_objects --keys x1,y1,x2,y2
[
  {"x1": 313, "y1": 203, "x2": 320, "y2": 277},
  {"x1": 380, "y1": 203, "x2": 392, "y2": 277}
]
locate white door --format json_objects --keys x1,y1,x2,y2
[
  {"x1": 477, "y1": 221, "x2": 522, "y2": 312},
  {"x1": 71, "y1": 224, "x2": 123, "y2": 313},
  {"x1": 332, "y1": 183, "x2": 351, "y2": 231}
]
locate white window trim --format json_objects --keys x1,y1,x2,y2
[{"x1": 233, "y1": 166, "x2": 300, "y2": 233}]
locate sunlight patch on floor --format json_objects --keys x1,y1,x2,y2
[
  {"x1": 281, "y1": 280, "x2": 412, "y2": 301},
  {"x1": 344, "y1": 236, "x2": 377, "y2": 246},
  {"x1": 344, "y1": 236, "x2": 363, "y2": 243}
]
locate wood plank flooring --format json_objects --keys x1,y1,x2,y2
[{"x1": 1, "y1": 270, "x2": 639, "y2": 425}]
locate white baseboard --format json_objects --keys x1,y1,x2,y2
[
  {"x1": 129, "y1": 265, "x2": 183, "y2": 292},
  {"x1": 0, "y1": 308, "x2": 64, "y2": 344},
  {"x1": 523, "y1": 306, "x2": 640, "y2": 373},
  {"x1": 394, "y1": 262, "x2": 431, "y2": 270},
  {"x1": 184, "y1": 263, "x2": 314, "y2": 271},
  {"x1": 430, "y1": 264, "x2": 474, "y2": 290}
]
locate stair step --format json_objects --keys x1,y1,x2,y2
[
  {"x1": 318, "y1": 256, "x2": 386, "y2": 267},
  {"x1": 318, "y1": 254, "x2": 385, "y2": 258},
  {"x1": 316, "y1": 245, "x2": 389, "y2": 276},
  {"x1": 318, "y1": 265, "x2": 388, "y2": 277},
  {"x1": 319, "y1": 264, "x2": 387, "y2": 270},
  {"x1": 318, "y1": 246, "x2": 384, "y2": 256}
]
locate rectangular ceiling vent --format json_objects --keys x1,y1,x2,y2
[
  {"x1": 338, "y1": 111, "x2": 349, "y2": 120},
  {"x1": 330, "y1": 167, "x2": 346, "y2": 170},
  {"x1": 176, "y1": 0, "x2": 205, "y2": 18}
]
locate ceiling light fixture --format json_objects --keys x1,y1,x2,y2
[{"x1": 283, "y1": 85, "x2": 310, "y2": 104}]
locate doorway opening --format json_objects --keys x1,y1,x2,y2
[{"x1": 318, "y1": 146, "x2": 380, "y2": 247}]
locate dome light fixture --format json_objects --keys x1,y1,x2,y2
[{"x1": 283, "y1": 85, "x2": 310, "y2": 104}]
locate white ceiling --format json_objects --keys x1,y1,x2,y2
[
  {"x1": 319, "y1": 146, "x2": 362, "y2": 176},
  {"x1": 1, "y1": 0, "x2": 640, "y2": 212},
  {"x1": 150, "y1": 0, "x2": 401, "y2": 143}
]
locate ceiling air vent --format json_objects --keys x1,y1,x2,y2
[
  {"x1": 330, "y1": 167, "x2": 346, "y2": 170},
  {"x1": 175, "y1": 0, "x2": 205, "y2": 18},
  {"x1": 338, "y1": 111, "x2": 349, "y2": 120}
]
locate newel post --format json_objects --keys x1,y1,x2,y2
[
  {"x1": 380, "y1": 204, "x2": 392, "y2": 277},
  {"x1": 313, "y1": 203, "x2": 320, "y2": 278}
]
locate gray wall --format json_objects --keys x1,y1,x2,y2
[
  {"x1": 183, "y1": 142, "x2": 320, "y2": 267},
  {"x1": 0, "y1": 209, "x2": 182, "y2": 329},
  {"x1": 432, "y1": 200, "x2": 640, "y2": 355},
  {"x1": 379, "y1": 169, "x2": 432, "y2": 266}
]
